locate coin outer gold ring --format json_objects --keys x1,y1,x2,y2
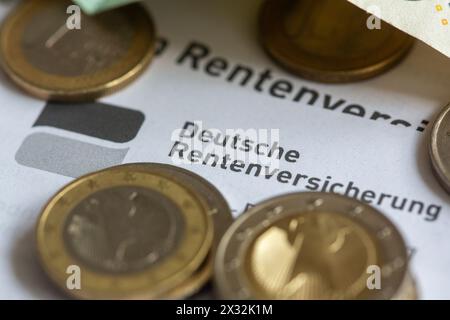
[
  {"x1": 429, "y1": 103, "x2": 450, "y2": 194},
  {"x1": 36, "y1": 167, "x2": 213, "y2": 299},
  {"x1": 259, "y1": 0, "x2": 414, "y2": 83},
  {"x1": 214, "y1": 192, "x2": 409, "y2": 300},
  {"x1": 0, "y1": 0, "x2": 155, "y2": 101}
]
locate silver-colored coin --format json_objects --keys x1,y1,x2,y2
[{"x1": 430, "y1": 103, "x2": 450, "y2": 193}]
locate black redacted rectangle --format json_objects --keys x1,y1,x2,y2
[{"x1": 33, "y1": 102, "x2": 145, "y2": 143}]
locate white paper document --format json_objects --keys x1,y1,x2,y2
[{"x1": 0, "y1": 0, "x2": 450, "y2": 299}]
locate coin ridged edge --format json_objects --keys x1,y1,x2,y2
[{"x1": 214, "y1": 192, "x2": 409, "y2": 300}]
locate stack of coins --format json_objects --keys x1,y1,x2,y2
[
  {"x1": 36, "y1": 163, "x2": 418, "y2": 300},
  {"x1": 429, "y1": 103, "x2": 450, "y2": 194},
  {"x1": 214, "y1": 192, "x2": 417, "y2": 300},
  {"x1": 36, "y1": 163, "x2": 233, "y2": 299},
  {"x1": 0, "y1": 0, "x2": 156, "y2": 101},
  {"x1": 259, "y1": 0, "x2": 414, "y2": 83}
]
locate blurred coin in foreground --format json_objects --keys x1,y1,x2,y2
[
  {"x1": 215, "y1": 192, "x2": 416, "y2": 299},
  {"x1": 259, "y1": 0, "x2": 414, "y2": 83},
  {"x1": 126, "y1": 163, "x2": 234, "y2": 251},
  {"x1": 430, "y1": 103, "x2": 450, "y2": 194},
  {"x1": 36, "y1": 166, "x2": 213, "y2": 299},
  {"x1": 0, "y1": 0, "x2": 155, "y2": 101}
]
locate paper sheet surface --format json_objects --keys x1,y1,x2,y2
[{"x1": 0, "y1": 0, "x2": 450, "y2": 299}]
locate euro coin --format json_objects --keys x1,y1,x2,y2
[
  {"x1": 0, "y1": 0, "x2": 155, "y2": 101},
  {"x1": 36, "y1": 166, "x2": 213, "y2": 299},
  {"x1": 259, "y1": 0, "x2": 414, "y2": 83},
  {"x1": 430, "y1": 103, "x2": 450, "y2": 194},
  {"x1": 215, "y1": 192, "x2": 412, "y2": 300}
]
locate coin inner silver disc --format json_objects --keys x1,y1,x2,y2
[{"x1": 64, "y1": 186, "x2": 185, "y2": 273}]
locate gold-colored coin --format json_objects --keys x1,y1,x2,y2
[
  {"x1": 215, "y1": 192, "x2": 411, "y2": 300},
  {"x1": 259, "y1": 0, "x2": 414, "y2": 83},
  {"x1": 108, "y1": 163, "x2": 234, "y2": 298},
  {"x1": 36, "y1": 165, "x2": 213, "y2": 299},
  {"x1": 430, "y1": 103, "x2": 450, "y2": 194},
  {"x1": 0, "y1": 0, "x2": 155, "y2": 101}
]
